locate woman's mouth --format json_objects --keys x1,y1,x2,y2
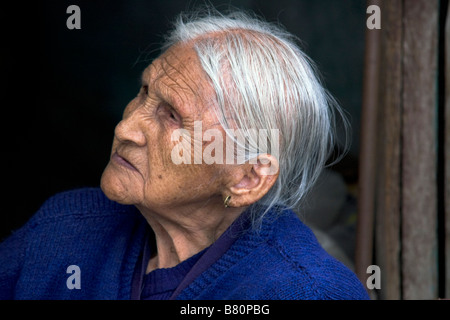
[{"x1": 112, "y1": 152, "x2": 138, "y2": 172}]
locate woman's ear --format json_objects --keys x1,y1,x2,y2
[{"x1": 224, "y1": 154, "x2": 279, "y2": 208}]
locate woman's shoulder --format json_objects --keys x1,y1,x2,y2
[
  {"x1": 31, "y1": 187, "x2": 137, "y2": 224},
  {"x1": 259, "y1": 210, "x2": 370, "y2": 299},
  {"x1": 0, "y1": 188, "x2": 146, "y2": 299}
]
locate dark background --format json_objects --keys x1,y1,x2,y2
[{"x1": 1, "y1": 0, "x2": 365, "y2": 241}]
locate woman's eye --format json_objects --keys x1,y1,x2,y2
[
  {"x1": 157, "y1": 103, "x2": 179, "y2": 124},
  {"x1": 167, "y1": 109, "x2": 179, "y2": 122}
]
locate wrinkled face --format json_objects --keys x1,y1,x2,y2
[{"x1": 100, "y1": 44, "x2": 231, "y2": 214}]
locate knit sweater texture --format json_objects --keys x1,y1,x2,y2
[{"x1": 0, "y1": 188, "x2": 369, "y2": 300}]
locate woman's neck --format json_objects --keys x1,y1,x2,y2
[{"x1": 137, "y1": 204, "x2": 244, "y2": 273}]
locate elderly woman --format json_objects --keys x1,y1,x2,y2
[{"x1": 0, "y1": 10, "x2": 368, "y2": 300}]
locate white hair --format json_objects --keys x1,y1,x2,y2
[{"x1": 162, "y1": 8, "x2": 350, "y2": 228}]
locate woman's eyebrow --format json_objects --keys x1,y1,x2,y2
[
  {"x1": 140, "y1": 62, "x2": 200, "y2": 117},
  {"x1": 155, "y1": 84, "x2": 184, "y2": 115},
  {"x1": 141, "y1": 70, "x2": 184, "y2": 116}
]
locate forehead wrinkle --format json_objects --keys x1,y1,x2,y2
[
  {"x1": 158, "y1": 49, "x2": 214, "y2": 118},
  {"x1": 160, "y1": 61, "x2": 196, "y2": 105},
  {"x1": 141, "y1": 45, "x2": 218, "y2": 123},
  {"x1": 160, "y1": 54, "x2": 204, "y2": 102},
  {"x1": 140, "y1": 59, "x2": 184, "y2": 112}
]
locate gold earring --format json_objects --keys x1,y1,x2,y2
[{"x1": 224, "y1": 195, "x2": 231, "y2": 208}]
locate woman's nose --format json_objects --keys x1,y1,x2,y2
[{"x1": 114, "y1": 107, "x2": 146, "y2": 147}]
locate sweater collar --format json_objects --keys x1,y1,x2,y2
[{"x1": 172, "y1": 205, "x2": 285, "y2": 299}]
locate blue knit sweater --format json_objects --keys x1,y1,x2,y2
[{"x1": 0, "y1": 188, "x2": 369, "y2": 300}]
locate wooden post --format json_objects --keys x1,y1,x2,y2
[
  {"x1": 445, "y1": 0, "x2": 450, "y2": 300},
  {"x1": 401, "y1": 0, "x2": 439, "y2": 300},
  {"x1": 358, "y1": 0, "x2": 441, "y2": 299},
  {"x1": 373, "y1": 0, "x2": 403, "y2": 299},
  {"x1": 355, "y1": 0, "x2": 381, "y2": 285}
]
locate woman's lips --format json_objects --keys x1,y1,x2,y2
[{"x1": 112, "y1": 152, "x2": 138, "y2": 172}]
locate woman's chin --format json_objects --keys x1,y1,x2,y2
[{"x1": 100, "y1": 166, "x2": 139, "y2": 205}]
